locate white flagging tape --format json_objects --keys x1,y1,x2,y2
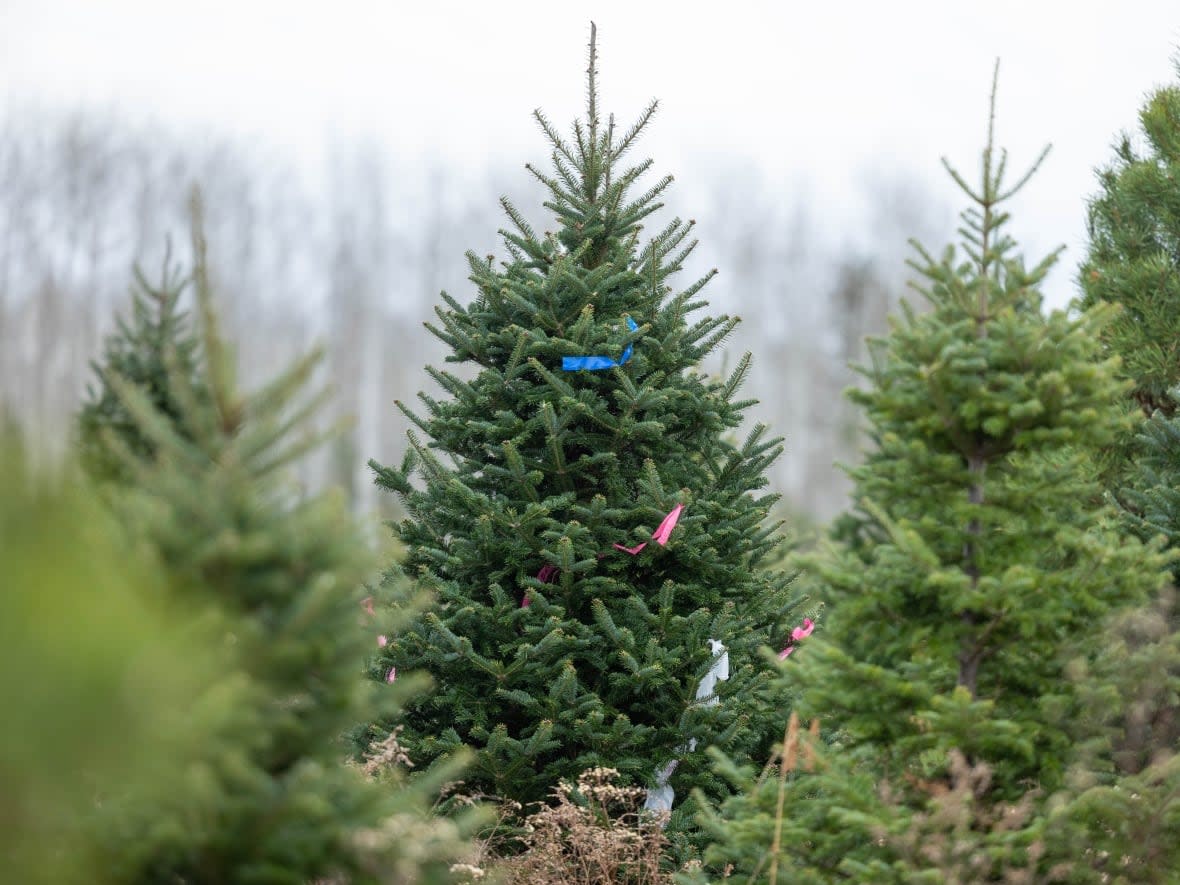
[
  {"x1": 643, "y1": 639, "x2": 729, "y2": 815},
  {"x1": 695, "y1": 638, "x2": 730, "y2": 707}
]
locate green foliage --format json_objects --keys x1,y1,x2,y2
[
  {"x1": 87, "y1": 216, "x2": 477, "y2": 883},
  {"x1": 1124, "y1": 405, "x2": 1180, "y2": 587},
  {"x1": 1079, "y1": 60, "x2": 1180, "y2": 418},
  {"x1": 692, "y1": 69, "x2": 1171, "y2": 882},
  {"x1": 77, "y1": 244, "x2": 208, "y2": 484},
  {"x1": 1056, "y1": 60, "x2": 1180, "y2": 881},
  {"x1": 362, "y1": 27, "x2": 797, "y2": 837},
  {"x1": 0, "y1": 433, "x2": 220, "y2": 885},
  {"x1": 1050, "y1": 589, "x2": 1180, "y2": 883}
]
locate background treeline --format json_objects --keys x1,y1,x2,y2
[{"x1": 0, "y1": 107, "x2": 947, "y2": 525}]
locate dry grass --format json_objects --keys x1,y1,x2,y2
[
  {"x1": 878, "y1": 750, "x2": 1067, "y2": 883},
  {"x1": 452, "y1": 767, "x2": 673, "y2": 885},
  {"x1": 360, "y1": 726, "x2": 414, "y2": 778}
]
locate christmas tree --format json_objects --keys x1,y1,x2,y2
[
  {"x1": 77, "y1": 243, "x2": 207, "y2": 484},
  {"x1": 363, "y1": 25, "x2": 796, "y2": 831},
  {"x1": 87, "y1": 214, "x2": 476, "y2": 884},
  {"x1": 691, "y1": 69, "x2": 1171, "y2": 882}
]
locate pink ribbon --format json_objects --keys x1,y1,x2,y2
[
  {"x1": 521, "y1": 504, "x2": 685, "y2": 607},
  {"x1": 613, "y1": 504, "x2": 684, "y2": 555},
  {"x1": 521, "y1": 564, "x2": 559, "y2": 608},
  {"x1": 777, "y1": 618, "x2": 815, "y2": 660}
]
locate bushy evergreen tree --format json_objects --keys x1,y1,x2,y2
[
  {"x1": 77, "y1": 243, "x2": 207, "y2": 483},
  {"x1": 1050, "y1": 64, "x2": 1180, "y2": 881},
  {"x1": 690, "y1": 72, "x2": 1171, "y2": 883},
  {"x1": 362, "y1": 26, "x2": 796, "y2": 833},
  {"x1": 1079, "y1": 61, "x2": 1180, "y2": 419},
  {"x1": 87, "y1": 218, "x2": 476, "y2": 884}
]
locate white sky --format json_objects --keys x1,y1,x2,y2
[{"x1": 4, "y1": 0, "x2": 1180, "y2": 309}]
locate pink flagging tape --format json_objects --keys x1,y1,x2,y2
[
  {"x1": 613, "y1": 504, "x2": 684, "y2": 555},
  {"x1": 522, "y1": 563, "x2": 560, "y2": 608},
  {"x1": 777, "y1": 618, "x2": 815, "y2": 660},
  {"x1": 523, "y1": 504, "x2": 686, "y2": 606}
]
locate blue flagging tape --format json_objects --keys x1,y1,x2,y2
[{"x1": 562, "y1": 317, "x2": 639, "y2": 371}]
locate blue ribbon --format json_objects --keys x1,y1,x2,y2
[{"x1": 562, "y1": 317, "x2": 639, "y2": 371}]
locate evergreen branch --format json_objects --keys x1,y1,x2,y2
[
  {"x1": 666, "y1": 271, "x2": 718, "y2": 316},
  {"x1": 241, "y1": 346, "x2": 322, "y2": 427},
  {"x1": 526, "y1": 162, "x2": 583, "y2": 210},
  {"x1": 693, "y1": 315, "x2": 740, "y2": 359},
  {"x1": 941, "y1": 156, "x2": 985, "y2": 205},
  {"x1": 723, "y1": 353, "x2": 753, "y2": 401},
  {"x1": 611, "y1": 99, "x2": 660, "y2": 162},
  {"x1": 666, "y1": 236, "x2": 701, "y2": 275},
  {"x1": 251, "y1": 414, "x2": 344, "y2": 481},
  {"x1": 584, "y1": 22, "x2": 600, "y2": 195},
  {"x1": 572, "y1": 118, "x2": 590, "y2": 172},
  {"x1": 603, "y1": 112, "x2": 615, "y2": 191},
  {"x1": 104, "y1": 372, "x2": 203, "y2": 469},
  {"x1": 500, "y1": 229, "x2": 549, "y2": 264},
  {"x1": 502, "y1": 440, "x2": 541, "y2": 504},
  {"x1": 504, "y1": 329, "x2": 530, "y2": 378},
  {"x1": 618, "y1": 173, "x2": 673, "y2": 223},
  {"x1": 238, "y1": 379, "x2": 334, "y2": 471},
  {"x1": 552, "y1": 151, "x2": 583, "y2": 196},
  {"x1": 638, "y1": 217, "x2": 688, "y2": 269},
  {"x1": 160, "y1": 331, "x2": 217, "y2": 454},
  {"x1": 532, "y1": 109, "x2": 579, "y2": 167},
  {"x1": 603, "y1": 157, "x2": 656, "y2": 211},
  {"x1": 500, "y1": 196, "x2": 539, "y2": 244},
  {"x1": 996, "y1": 143, "x2": 1052, "y2": 203},
  {"x1": 395, "y1": 399, "x2": 433, "y2": 438},
  {"x1": 540, "y1": 401, "x2": 574, "y2": 492},
  {"x1": 369, "y1": 458, "x2": 412, "y2": 496},
  {"x1": 424, "y1": 367, "x2": 480, "y2": 405}
]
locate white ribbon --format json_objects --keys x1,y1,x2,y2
[{"x1": 643, "y1": 638, "x2": 729, "y2": 815}]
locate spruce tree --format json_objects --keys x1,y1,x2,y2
[
  {"x1": 77, "y1": 244, "x2": 207, "y2": 484},
  {"x1": 692, "y1": 72, "x2": 1171, "y2": 882},
  {"x1": 363, "y1": 26, "x2": 795, "y2": 831},
  {"x1": 88, "y1": 220, "x2": 475, "y2": 884}
]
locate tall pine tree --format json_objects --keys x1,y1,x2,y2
[
  {"x1": 691, "y1": 69, "x2": 1171, "y2": 882},
  {"x1": 86, "y1": 216, "x2": 477, "y2": 884},
  {"x1": 362, "y1": 26, "x2": 796, "y2": 831}
]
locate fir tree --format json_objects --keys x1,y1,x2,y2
[
  {"x1": 691, "y1": 69, "x2": 1171, "y2": 882},
  {"x1": 362, "y1": 26, "x2": 796, "y2": 833},
  {"x1": 1079, "y1": 61, "x2": 1180, "y2": 419},
  {"x1": 77, "y1": 242, "x2": 207, "y2": 484},
  {"x1": 89, "y1": 217, "x2": 476, "y2": 884}
]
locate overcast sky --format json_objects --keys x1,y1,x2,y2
[{"x1": 4, "y1": 0, "x2": 1180, "y2": 310}]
